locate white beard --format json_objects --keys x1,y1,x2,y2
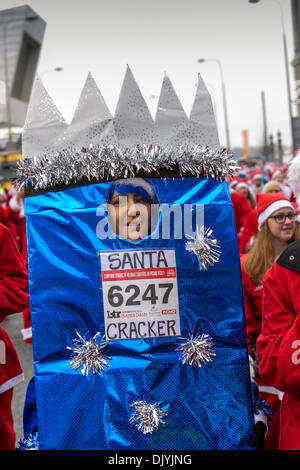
[{"x1": 252, "y1": 184, "x2": 264, "y2": 194}]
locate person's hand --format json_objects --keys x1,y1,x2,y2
[
  {"x1": 250, "y1": 421, "x2": 267, "y2": 451},
  {"x1": 16, "y1": 187, "x2": 25, "y2": 202}
]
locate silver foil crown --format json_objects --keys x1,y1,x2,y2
[{"x1": 22, "y1": 65, "x2": 220, "y2": 159}]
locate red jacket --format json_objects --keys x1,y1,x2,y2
[
  {"x1": 0, "y1": 223, "x2": 28, "y2": 449},
  {"x1": 5, "y1": 199, "x2": 27, "y2": 266},
  {"x1": 231, "y1": 192, "x2": 252, "y2": 244},
  {"x1": 0, "y1": 326, "x2": 23, "y2": 393},
  {"x1": 0, "y1": 223, "x2": 28, "y2": 319},
  {"x1": 0, "y1": 325, "x2": 24, "y2": 450},
  {"x1": 5, "y1": 198, "x2": 31, "y2": 341},
  {"x1": 257, "y1": 239, "x2": 300, "y2": 450},
  {"x1": 239, "y1": 209, "x2": 258, "y2": 255},
  {"x1": 241, "y1": 254, "x2": 282, "y2": 450},
  {"x1": 240, "y1": 254, "x2": 263, "y2": 352}
]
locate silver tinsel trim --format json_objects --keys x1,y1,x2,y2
[
  {"x1": 175, "y1": 333, "x2": 216, "y2": 367},
  {"x1": 130, "y1": 401, "x2": 167, "y2": 434},
  {"x1": 67, "y1": 331, "x2": 112, "y2": 376},
  {"x1": 16, "y1": 144, "x2": 236, "y2": 190},
  {"x1": 186, "y1": 225, "x2": 221, "y2": 270}
]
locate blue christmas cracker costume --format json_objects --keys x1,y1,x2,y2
[{"x1": 18, "y1": 67, "x2": 264, "y2": 450}]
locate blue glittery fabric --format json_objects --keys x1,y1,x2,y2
[{"x1": 25, "y1": 177, "x2": 254, "y2": 450}]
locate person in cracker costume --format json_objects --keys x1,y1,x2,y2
[{"x1": 18, "y1": 68, "x2": 270, "y2": 450}]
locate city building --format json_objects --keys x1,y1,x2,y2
[{"x1": 0, "y1": 4, "x2": 46, "y2": 176}]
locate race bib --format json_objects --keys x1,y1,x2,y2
[{"x1": 100, "y1": 249, "x2": 181, "y2": 341}]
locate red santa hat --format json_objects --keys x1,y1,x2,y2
[
  {"x1": 236, "y1": 179, "x2": 256, "y2": 201},
  {"x1": 236, "y1": 178, "x2": 249, "y2": 191},
  {"x1": 256, "y1": 192, "x2": 294, "y2": 229},
  {"x1": 251, "y1": 170, "x2": 263, "y2": 182},
  {"x1": 271, "y1": 169, "x2": 283, "y2": 180},
  {"x1": 228, "y1": 177, "x2": 238, "y2": 191}
]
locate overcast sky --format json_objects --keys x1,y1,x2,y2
[{"x1": 1, "y1": 0, "x2": 297, "y2": 149}]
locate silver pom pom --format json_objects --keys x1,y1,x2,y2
[
  {"x1": 67, "y1": 331, "x2": 112, "y2": 375},
  {"x1": 18, "y1": 432, "x2": 39, "y2": 450},
  {"x1": 186, "y1": 225, "x2": 221, "y2": 270},
  {"x1": 175, "y1": 333, "x2": 216, "y2": 367},
  {"x1": 130, "y1": 401, "x2": 167, "y2": 434}
]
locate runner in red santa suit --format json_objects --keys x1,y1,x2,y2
[
  {"x1": 235, "y1": 180, "x2": 256, "y2": 209},
  {"x1": 257, "y1": 156, "x2": 300, "y2": 450},
  {"x1": 239, "y1": 180, "x2": 290, "y2": 255},
  {"x1": 5, "y1": 187, "x2": 31, "y2": 343},
  {"x1": 231, "y1": 191, "x2": 252, "y2": 250},
  {"x1": 241, "y1": 192, "x2": 299, "y2": 450},
  {"x1": 239, "y1": 207, "x2": 258, "y2": 255},
  {"x1": 0, "y1": 222, "x2": 29, "y2": 449},
  {"x1": 5, "y1": 187, "x2": 27, "y2": 264},
  {"x1": 257, "y1": 237, "x2": 300, "y2": 450},
  {"x1": 272, "y1": 169, "x2": 293, "y2": 200},
  {"x1": 251, "y1": 170, "x2": 264, "y2": 195},
  {"x1": 231, "y1": 182, "x2": 257, "y2": 255}
]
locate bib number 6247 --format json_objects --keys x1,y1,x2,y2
[{"x1": 107, "y1": 283, "x2": 173, "y2": 307}]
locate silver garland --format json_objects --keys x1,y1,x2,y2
[
  {"x1": 67, "y1": 331, "x2": 112, "y2": 376},
  {"x1": 185, "y1": 225, "x2": 221, "y2": 270},
  {"x1": 16, "y1": 144, "x2": 236, "y2": 190},
  {"x1": 176, "y1": 333, "x2": 216, "y2": 367},
  {"x1": 130, "y1": 401, "x2": 167, "y2": 434}
]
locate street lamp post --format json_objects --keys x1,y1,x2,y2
[
  {"x1": 41, "y1": 67, "x2": 63, "y2": 79},
  {"x1": 248, "y1": 0, "x2": 295, "y2": 152},
  {"x1": 1, "y1": 14, "x2": 37, "y2": 142},
  {"x1": 197, "y1": 58, "x2": 231, "y2": 150},
  {"x1": 2, "y1": 21, "x2": 11, "y2": 140}
]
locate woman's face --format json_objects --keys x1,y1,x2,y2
[
  {"x1": 108, "y1": 190, "x2": 151, "y2": 242},
  {"x1": 267, "y1": 188, "x2": 281, "y2": 194},
  {"x1": 267, "y1": 207, "x2": 296, "y2": 242},
  {"x1": 275, "y1": 173, "x2": 284, "y2": 183},
  {"x1": 253, "y1": 178, "x2": 263, "y2": 188},
  {"x1": 237, "y1": 187, "x2": 248, "y2": 198}
]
